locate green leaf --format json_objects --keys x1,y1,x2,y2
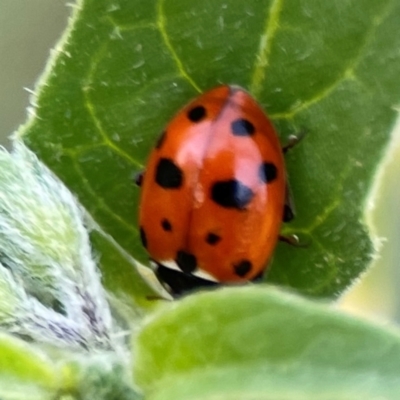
[
  {"x1": 18, "y1": 0, "x2": 400, "y2": 297},
  {"x1": 134, "y1": 286, "x2": 400, "y2": 399},
  {"x1": 0, "y1": 333, "x2": 60, "y2": 399},
  {"x1": 89, "y1": 229, "x2": 166, "y2": 309},
  {"x1": 63, "y1": 354, "x2": 142, "y2": 400}
]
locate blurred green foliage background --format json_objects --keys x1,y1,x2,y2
[
  {"x1": 339, "y1": 124, "x2": 400, "y2": 323},
  {"x1": 0, "y1": 0, "x2": 68, "y2": 145},
  {"x1": 1, "y1": 0, "x2": 399, "y2": 323}
]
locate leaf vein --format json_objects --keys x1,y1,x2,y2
[
  {"x1": 156, "y1": 0, "x2": 201, "y2": 93},
  {"x1": 250, "y1": 0, "x2": 284, "y2": 98},
  {"x1": 83, "y1": 44, "x2": 142, "y2": 167},
  {"x1": 271, "y1": 0, "x2": 395, "y2": 120},
  {"x1": 65, "y1": 150, "x2": 139, "y2": 235}
]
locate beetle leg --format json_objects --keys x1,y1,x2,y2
[
  {"x1": 279, "y1": 234, "x2": 299, "y2": 246},
  {"x1": 282, "y1": 131, "x2": 307, "y2": 153},
  {"x1": 283, "y1": 183, "x2": 295, "y2": 222},
  {"x1": 279, "y1": 234, "x2": 310, "y2": 248},
  {"x1": 134, "y1": 170, "x2": 145, "y2": 186}
]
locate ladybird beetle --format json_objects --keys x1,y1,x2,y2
[{"x1": 137, "y1": 85, "x2": 295, "y2": 295}]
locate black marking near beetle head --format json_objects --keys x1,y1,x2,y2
[{"x1": 155, "y1": 263, "x2": 219, "y2": 297}]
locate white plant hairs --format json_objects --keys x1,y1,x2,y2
[{"x1": 0, "y1": 142, "x2": 118, "y2": 350}]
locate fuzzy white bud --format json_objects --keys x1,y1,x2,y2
[{"x1": 0, "y1": 142, "x2": 114, "y2": 349}]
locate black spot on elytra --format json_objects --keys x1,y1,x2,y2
[
  {"x1": 211, "y1": 180, "x2": 254, "y2": 210},
  {"x1": 140, "y1": 226, "x2": 147, "y2": 249},
  {"x1": 233, "y1": 260, "x2": 252, "y2": 277},
  {"x1": 155, "y1": 130, "x2": 167, "y2": 149},
  {"x1": 283, "y1": 204, "x2": 294, "y2": 222},
  {"x1": 187, "y1": 105, "x2": 206, "y2": 122},
  {"x1": 176, "y1": 250, "x2": 197, "y2": 273},
  {"x1": 161, "y1": 218, "x2": 172, "y2": 231},
  {"x1": 155, "y1": 158, "x2": 183, "y2": 189},
  {"x1": 205, "y1": 232, "x2": 221, "y2": 245},
  {"x1": 231, "y1": 119, "x2": 255, "y2": 136},
  {"x1": 259, "y1": 162, "x2": 278, "y2": 183}
]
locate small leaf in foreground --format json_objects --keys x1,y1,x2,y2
[
  {"x1": 134, "y1": 286, "x2": 400, "y2": 399},
  {"x1": 0, "y1": 333, "x2": 60, "y2": 400},
  {"x1": 63, "y1": 354, "x2": 142, "y2": 400}
]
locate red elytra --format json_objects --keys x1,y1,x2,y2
[{"x1": 137, "y1": 85, "x2": 292, "y2": 295}]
